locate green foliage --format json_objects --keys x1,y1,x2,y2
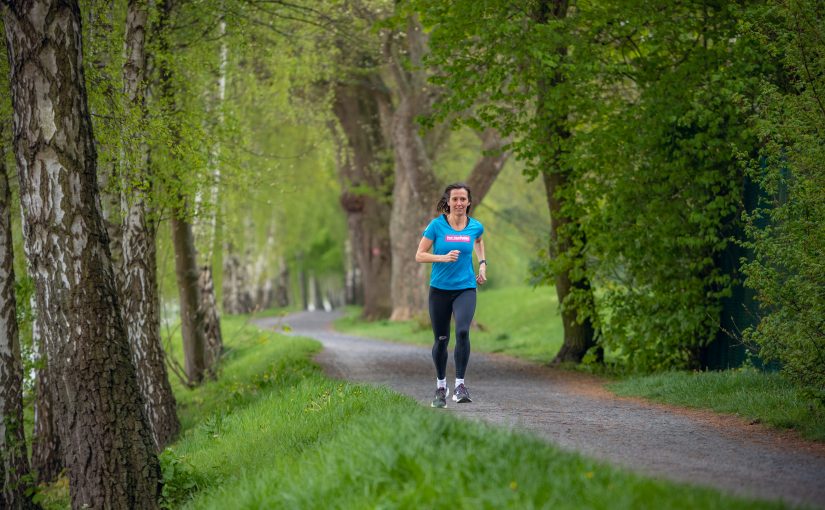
[
  {"x1": 571, "y1": 0, "x2": 770, "y2": 370},
  {"x1": 418, "y1": 0, "x2": 778, "y2": 371},
  {"x1": 741, "y1": 1, "x2": 825, "y2": 403},
  {"x1": 610, "y1": 368, "x2": 825, "y2": 442},
  {"x1": 159, "y1": 449, "x2": 200, "y2": 509}
]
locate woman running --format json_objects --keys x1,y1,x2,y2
[{"x1": 415, "y1": 183, "x2": 487, "y2": 408}]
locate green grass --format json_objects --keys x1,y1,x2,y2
[
  {"x1": 610, "y1": 369, "x2": 825, "y2": 442},
  {"x1": 335, "y1": 285, "x2": 564, "y2": 364},
  {"x1": 165, "y1": 318, "x2": 786, "y2": 509}
]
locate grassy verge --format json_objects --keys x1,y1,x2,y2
[
  {"x1": 334, "y1": 285, "x2": 825, "y2": 443},
  {"x1": 165, "y1": 317, "x2": 784, "y2": 509},
  {"x1": 609, "y1": 369, "x2": 825, "y2": 442},
  {"x1": 335, "y1": 286, "x2": 564, "y2": 364}
]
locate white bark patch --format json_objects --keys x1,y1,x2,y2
[
  {"x1": 40, "y1": 45, "x2": 57, "y2": 77},
  {"x1": 48, "y1": 233, "x2": 70, "y2": 290},
  {"x1": 69, "y1": 172, "x2": 82, "y2": 208},
  {"x1": 71, "y1": 215, "x2": 87, "y2": 282},
  {"x1": 29, "y1": 1, "x2": 48, "y2": 33},
  {"x1": 0, "y1": 317, "x2": 11, "y2": 357},
  {"x1": 42, "y1": 153, "x2": 65, "y2": 224},
  {"x1": 33, "y1": 69, "x2": 56, "y2": 142},
  {"x1": 26, "y1": 158, "x2": 43, "y2": 217}
]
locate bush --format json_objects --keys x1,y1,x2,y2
[{"x1": 742, "y1": 1, "x2": 825, "y2": 403}]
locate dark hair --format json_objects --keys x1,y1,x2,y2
[{"x1": 436, "y1": 183, "x2": 473, "y2": 215}]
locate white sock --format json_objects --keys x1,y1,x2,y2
[
  {"x1": 437, "y1": 378, "x2": 447, "y2": 389},
  {"x1": 455, "y1": 378, "x2": 465, "y2": 389}
]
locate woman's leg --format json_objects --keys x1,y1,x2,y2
[
  {"x1": 452, "y1": 289, "x2": 477, "y2": 380},
  {"x1": 429, "y1": 288, "x2": 453, "y2": 381}
]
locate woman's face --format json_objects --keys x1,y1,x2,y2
[{"x1": 449, "y1": 188, "x2": 470, "y2": 215}]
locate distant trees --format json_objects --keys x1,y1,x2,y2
[
  {"x1": 419, "y1": 0, "x2": 597, "y2": 361},
  {"x1": 3, "y1": 0, "x2": 161, "y2": 507}
]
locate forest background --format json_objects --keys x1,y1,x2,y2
[{"x1": 0, "y1": 0, "x2": 822, "y2": 508}]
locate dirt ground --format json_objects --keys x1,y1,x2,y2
[{"x1": 253, "y1": 310, "x2": 825, "y2": 509}]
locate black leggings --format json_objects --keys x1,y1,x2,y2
[{"x1": 429, "y1": 287, "x2": 477, "y2": 380}]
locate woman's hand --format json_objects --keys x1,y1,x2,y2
[
  {"x1": 442, "y1": 250, "x2": 460, "y2": 262},
  {"x1": 476, "y1": 265, "x2": 487, "y2": 285}
]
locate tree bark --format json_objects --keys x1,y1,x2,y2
[
  {"x1": 172, "y1": 213, "x2": 207, "y2": 385},
  {"x1": 194, "y1": 15, "x2": 225, "y2": 364},
  {"x1": 386, "y1": 18, "x2": 441, "y2": 321},
  {"x1": 465, "y1": 128, "x2": 511, "y2": 210},
  {"x1": 331, "y1": 74, "x2": 393, "y2": 320},
  {"x1": 0, "y1": 123, "x2": 37, "y2": 510},
  {"x1": 120, "y1": 0, "x2": 180, "y2": 449},
  {"x1": 29, "y1": 296, "x2": 61, "y2": 484},
  {"x1": 275, "y1": 256, "x2": 289, "y2": 307},
  {"x1": 3, "y1": 1, "x2": 161, "y2": 507},
  {"x1": 199, "y1": 265, "x2": 222, "y2": 376},
  {"x1": 221, "y1": 240, "x2": 253, "y2": 314},
  {"x1": 534, "y1": 0, "x2": 597, "y2": 364}
]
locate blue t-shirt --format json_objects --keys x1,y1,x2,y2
[{"x1": 423, "y1": 215, "x2": 484, "y2": 290}]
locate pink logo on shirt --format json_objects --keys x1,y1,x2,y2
[{"x1": 445, "y1": 235, "x2": 471, "y2": 242}]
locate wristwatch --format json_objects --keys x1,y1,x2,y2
[{"x1": 479, "y1": 259, "x2": 487, "y2": 266}]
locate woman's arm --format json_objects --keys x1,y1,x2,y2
[
  {"x1": 416, "y1": 236, "x2": 458, "y2": 263},
  {"x1": 474, "y1": 237, "x2": 487, "y2": 285}
]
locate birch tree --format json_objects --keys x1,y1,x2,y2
[
  {"x1": 2, "y1": 0, "x2": 161, "y2": 506},
  {"x1": 121, "y1": 0, "x2": 180, "y2": 448},
  {"x1": 0, "y1": 103, "x2": 37, "y2": 510}
]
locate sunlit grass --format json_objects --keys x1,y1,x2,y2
[{"x1": 610, "y1": 369, "x2": 825, "y2": 442}]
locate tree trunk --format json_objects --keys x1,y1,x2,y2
[
  {"x1": 3, "y1": 2, "x2": 161, "y2": 507},
  {"x1": 156, "y1": 0, "x2": 207, "y2": 386},
  {"x1": 221, "y1": 241, "x2": 253, "y2": 314},
  {"x1": 172, "y1": 214, "x2": 207, "y2": 385},
  {"x1": 385, "y1": 17, "x2": 509, "y2": 321},
  {"x1": 0, "y1": 125, "x2": 37, "y2": 510},
  {"x1": 199, "y1": 265, "x2": 222, "y2": 376},
  {"x1": 297, "y1": 252, "x2": 308, "y2": 310},
  {"x1": 194, "y1": 15, "x2": 225, "y2": 363},
  {"x1": 29, "y1": 297, "x2": 61, "y2": 484},
  {"x1": 465, "y1": 128, "x2": 511, "y2": 210},
  {"x1": 331, "y1": 75, "x2": 393, "y2": 320},
  {"x1": 343, "y1": 239, "x2": 362, "y2": 305},
  {"x1": 120, "y1": 0, "x2": 180, "y2": 450},
  {"x1": 389, "y1": 157, "x2": 434, "y2": 321},
  {"x1": 386, "y1": 18, "x2": 440, "y2": 321},
  {"x1": 534, "y1": 0, "x2": 597, "y2": 364},
  {"x1": 275, "y1": 256, "x2": 289, "y2": 307}
]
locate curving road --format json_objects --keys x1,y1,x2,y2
[{"x1": 254, "y1": 310, "x2": 825, "y2": 509}]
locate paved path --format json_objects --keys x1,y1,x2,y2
[{"x1": 254, "y1": 310, "x2": 825, "y2": 508}]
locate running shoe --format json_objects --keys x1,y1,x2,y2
[
  {"x1": 431, "y1": 387, "x2": 448, "y2": 408},
  {"x1": 452, "y1": 383, "x2": 472, "y2": 403}
]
